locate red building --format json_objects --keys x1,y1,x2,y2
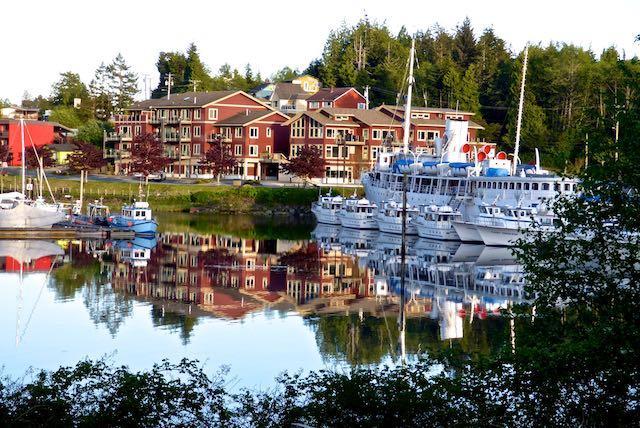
[
  {"x1": 306, "y1": 87, "x2": 367, "y2": 111},
  {"x1": 0, "y1": 120, "x2": 71, "y2": 166},
  {"x1": 105, "y1": 90, "x2": 290, "y2": 179}
]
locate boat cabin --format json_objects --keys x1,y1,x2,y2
[{"x1": 122, "y1": 201, "x2": 153, "y2": 220}]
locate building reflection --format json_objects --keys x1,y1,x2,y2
[{"x1": 0, "y1": 221, "x2": 525, "y2": 360}]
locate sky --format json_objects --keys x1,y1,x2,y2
[{"x1": 2, "y1": 0, "x2": 638, "y2": 104}]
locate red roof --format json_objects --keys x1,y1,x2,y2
[{"x1": 306, "y1": 87, "x2": 361, "y2": 102}]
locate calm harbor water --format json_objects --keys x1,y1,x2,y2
[{"x1": 0, "y1": 213, "x2": 519, "y2": 387}]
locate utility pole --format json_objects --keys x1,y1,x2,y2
[
  {"x1": 189, "y1": 79, "x2": 201, "y2": 92},
  {"x1": 423, "y1": 92, "x2": 428, "y2": 107},
  {"x1": 614, "y1": 120, "x2": 619, "y2": 162},
  {"x1": 364, "y1": 85, "x2": 369, "y2": 110},
  {"x1": 166, "y1": 73, "x2": 173, "y2": 99},
  {"x1": 142, "y1": 73, "x2": 149, "y2": 99}
]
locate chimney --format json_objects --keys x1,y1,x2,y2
[
  {"x1": 246, "y1": 109, "x2": 249, "y2": 115},
  {"x1": 194, "y1": 97, "x2": 197, "y2": 104}
]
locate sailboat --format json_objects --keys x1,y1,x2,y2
[{"x1": 0, "y1": 119, "x2": 66, "y2": 228}]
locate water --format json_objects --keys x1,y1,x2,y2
[{"x1": 0, "y1": 213, "x2": 519, "y2": 387}]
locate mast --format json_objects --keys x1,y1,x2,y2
[
  {"x1": 402, "y1": 38, "x2": 416, "y2": 155},
  {"x1": 513, "y1": 45, "x2": 528, "y2": 175},
  {"x1": 20, "y1": 119, "x2": 25, "y2": 195}
]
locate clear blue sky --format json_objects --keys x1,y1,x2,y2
[{"x1": 3, "y1": 0, "x2": 638, "y2": 103}]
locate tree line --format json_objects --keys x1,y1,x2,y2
[{"x1": 6, "y1": 18, "x2": 639, "y2": 171}]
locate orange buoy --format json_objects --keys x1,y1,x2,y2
[
  {"x1": 461, "y1": 143, "x2": 471, "y2": 153},
  {"x1": 497, "y1": 151, "x2": 507, "y2": 160},
  {"x1": 477, "y1": 151, "x2": 487, "y2": 162},
  {"x1": 482, "y1": 145, "x2": 492, "y2": 154}
]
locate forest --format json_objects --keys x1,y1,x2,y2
[{"x1": 4, "y1": 17, "x2": 639, "y2": 170}]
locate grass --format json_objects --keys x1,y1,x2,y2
[{"x1": 0, "y1": 175, "x2": 359, "y2": 213}]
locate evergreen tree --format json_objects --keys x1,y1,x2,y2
[
  {"x1": 453, "y1": 17, "x2": 478, "y2": 68},
  {"x1": 89, "y1": 62, "x2": 113, "y2": 119},
  {"x1": 51, "y1": 72, "x2": 89, "y2": 106},
  {"x1": 107, "y1": 53, "x2": 138, "y2": 112},
  {"x1": 183, "y1": 43, "x2": 214, "y2": 91}
]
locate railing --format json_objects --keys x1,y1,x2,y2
[
  {"x1": 207, "y1": 135, "x2": 231, "y2": 143},
  {"x1": 113, "y1": 114, "x2": 150, "y2": 123},
  {"x1": 162, "y1": 133, "x2": 180, "y2": 142},
  {"x1": 260, "y1": 152, "x2": 287, "y2": 162},
  {"x1": 149, "y1": 116, "x2": 182, "y2": 125},
  {"x1": 105, "y1": 132, "x2": 133, "y2": 141}
]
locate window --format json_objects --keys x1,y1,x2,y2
[
  {"x1": 249, "y1": 127, "x2": 259, "y2": 139},
  {"x1": 417, "y1": 130, "x2": 427, "y2": 141},
  {"x1": 208, "y1": 108, "x2": 218, "y2": 120},
  {"x1": 234, "y1": 145, "x2": 243, "y2": 156},
  {"x1": 334, "y1": 115, "x2": 349, "y2": 121},
  {"x1": 266, "y1": 128, "x2": 272, "y2": 138},
  {"x1": 322, "y1": 101, "x2": 332, "y2": 107},
  {"x1": 249, "y1": 145, "x2": 258, "y2": 156},
  {"x1": 326, "y1": 128, "x2": 335, "y2": 138},
  {"x1": 411, "y1": 112, "x2": 430, "y2": 119},
  {"x1": 427, "y1": 131, "x2": 440, "y2": 141},
  {"x1": 357, "y1": 102, "x2": 366, "y2": 109},
  {"x1": 291, "y1": 118, "x2": 305, "y2": 138},
  {"x1": 194, "y1": 109, "x2": 201, "y2": 120},
  {"x1": 193, "y1": 126, "x2": 201, "y2": 137},
  {"x1": 181, "y1": 126, "x2": 190, "y2": 138},
  {"x1": 309, "y1": 118, "x2": 323, "y2": 138},
  {"x1": 134, "y1": 125, "x2": 141, "y2": 135},
  {"x1": 363, "y1": 146, "x2": 369, "y2": 160},
  {"x1": 235, "y1": 127, "x2": 243, "y2": 138},
  {"x1": 181, "y1": 144, "x2": 190, "y2": 156},
  {"x1": 445, "y1": 114, "x2": 463, "y2": 120},
  {"x1": 193, "y1": 144, "x2": 201, "y2": 156},
  {"x1": 372, "y1": 129, "x2": 381, "y2": 140},
  {"x1": 308, "y1": 101, "x2": 319, "y2": 109},
  {"x1": 265, "y1": 145, "x2": 271, "y2": 154},
  {"x1": 362, "y1": 129, "x2": 369, "y2": 140},
  {"x1": 303, "y1": 82, "x2": 309, "y2": 91}
]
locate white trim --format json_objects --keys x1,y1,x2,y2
[{"x1": 249, "y1": 127, "x2": 259, "y2": 139}]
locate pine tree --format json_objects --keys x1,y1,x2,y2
[
  {"x1": 51, "y1": 72, "x2": 89, "y2": 106},
  {"x1": 184, "y1": 43, "x2": 214, "y2": 91},
  {"x1": 89, "y1": 62, "x2": 113, "y2": 120},
  {"x1": 107, "y1": 54, "x2": 138, "y2": 112},
  {"x1": 459, "y1": 64, "x2": 481, "y2": 114},
  {"x1": 453, "y1": 17, "x2": 477, "y2": 68}
]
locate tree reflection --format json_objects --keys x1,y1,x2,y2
[
  {"x1": 150, "y1": 305, "x2": 198, "y2": 345},
  {"x1": 82, "y1": 281, "x2": 133, "y2": 337}
]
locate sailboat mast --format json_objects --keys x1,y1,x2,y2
[
  {"x1": 402, "y1": 38, "x2": 416, "y2": 155},
  {"x1": 513, "y1": 46, "x2": 528, "y2": 175},
  {"x1": 20, "y1": 119, "x2": 25, "y2": 195}
]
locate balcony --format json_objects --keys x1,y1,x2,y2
[
  {"x1": 280, "y1": 105, "x2": 301, "y2": 114},
  {"x1": 161, "y1": 133, "x2": 180, "y2": 143},
  {"x1": 260, "y1": 152, "x2": 287, "y2": 162},
  {"x1": 149, "y1": 116, "x2": 182, "y2": 125},
  {"x1": 105, "y1": 132, "x2": 133, "y2": 141},
  {"x1": 207, "y1": 135, "x2": 231, "y2": 143},
  {"x1": 113, "y1": 113, "x2": 150, "y2": 123}
]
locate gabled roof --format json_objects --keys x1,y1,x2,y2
[
  {"x1": 318, "y1": 108, "x2": 403, "y2": 127},
  {"x1": 282, "y1": 111, "x2": 359, "y2": 127},
  {"x1": 378, "y1": 104, "x2": 476, "y2": 116},
  {"x1": 128, "y1": 90, "x2": 273, "y2": 110},
  {"x1": 411, "y1": 117, "x2": 484, "y2": 130},
  {"x1": 216, "y1": 110, "x2": 289, "y2": 127},
  {"x1": 273, "y1": 82, "x2": 312, "y2": 101},
  {"x1": 306, "y1": 87, "x2": 363, "y2": 103},
  {"x1": 48, "y1": 143, "x2": 79, "y2": 152}
]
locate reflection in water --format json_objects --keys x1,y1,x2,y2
[{"x1": 0, "y1": 215, "x2": 524, "y2": 375}]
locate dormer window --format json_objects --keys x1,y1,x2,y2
[{"x1": 410, "y1": 112, "x2": 430, "y2": 119}]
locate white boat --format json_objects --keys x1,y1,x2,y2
[
  {"x1": 337, "y1": 197, "x2": 378, "y2": 229},
  {"x1": 451, "y1": 220, "x2": 483, "y2": 242},
  {"x1": 375, "y1": 201, "x2": 418, "y2": 235},
  {"x1": 473, "y1": 205, "x2": 559, "y2": 246},
  {"x1": 413, "y1": 205, "x2": 461, "y2": 240},
  {"x1": 0, "y1": 119, "x2": 66, "y2": 229},
  {"x1": 311, "y1": 194, "x2": 343, "y2": 225}
]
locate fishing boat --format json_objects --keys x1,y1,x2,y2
[
  {"x1": 413, "y1": 205, "x2": 461, "y2": 240},
  {"x1": 375, "y1": 201, "x2": 418, "y2": 235},
  {"x1": 107, "y1": 201, "x2": 158, "y2": 235},
  {"x1": 311, "y1": 193, "x2": 343, "y2": 225},
  {"x1": 472, "y1": 205, "x2": 559, "y2": 246},
  {"x1": 0, "y1": 120, "x2": 67, "y2": 229},
  {"x1": 112, "y1": 236, "x2": 157, "y2": 267},
  {"x1": 337, "y1": 197, "x2": 378, "y2": 229}
]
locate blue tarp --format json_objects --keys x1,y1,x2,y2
[
  {"x1": 486, "y1": 167, "x2": 510, "y2": 177},
  {"x1": 449, "y1": 162, "x2": 474, "y2": 169},
  {"x1": 422, "y1": 161, "x2": 439, "y2": 167}
]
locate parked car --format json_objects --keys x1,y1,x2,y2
[{"x1": 132, "y1": 172, "x2": 166, "y2": 181}]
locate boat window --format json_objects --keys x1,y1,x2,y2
[
  {"x1": 564, "y1": 183, "x2": 571, "y2": 191},
  {"x1": 524, "y1": 183, "x2": 530, "y2": 190},
  {"x1": 492, "y1": 182, "x2": 497, "y2": 189},
  {"x1": 554, "y1": 183, "x2": 560, "y2": 192},
  {"x1": 542, "y1": 183, "x2": 550, "y2": 191},
  {"x1": 509, "y1": 182, "x2": 515, "y2": 190},
  {"x1": 516, "y1": 183, "x2": 522, "y2": 190},
  {"x1": 532, "y1": 183, "x2": 539, "y2": 190}
]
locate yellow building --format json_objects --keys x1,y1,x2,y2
[{"x1": 49, "y1": 143, "x2": 79, "y2": 165}]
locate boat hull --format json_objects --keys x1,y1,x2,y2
[
  {"x1": 0, "y1": 203, "x2": 66, "y2": 229},
  {"x1": 413, "y1": 217, "x2": 460, "y2": 240},
  {"x1": 475, "y1": 224, "x2": 522, "y2": 246},
  {"x1": 376, "y1": 217, "x2": 418, "y2": 235},
  {"x1": 311, "y1": 205, "x2": 341, "y2": 225},
  {"x1": 109, "y1": 216, "x2": 158, "y2": 235},
  {"x1": 451, "y1": 221, "x2": 483, "y2": 242},
  {"x1": 338, "y1": 212, "x2": 378, "y2": 229}
]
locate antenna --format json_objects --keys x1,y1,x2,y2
[
  {"x1": 166, "y1": 73, "x2": 174, "y2": 100},
  {"x1": 513, "y1": 45, "x2": 528, "y2": 175},
  {"x1": 402, "y1": 38, "x2": 416, "y2": 155},
  {"x1": 189, "y1": 79, "x2": 201, "y2": 92}
]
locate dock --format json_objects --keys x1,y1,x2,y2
[{"x1": 0, "y1": 226, "x2": 136, "y2": 240}]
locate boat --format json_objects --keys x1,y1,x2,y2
[
  {"x1": 413, "y1": 204, "x2": 461, "y2": 240},
  {"x1": 361, "y1": 44, "x2": 579, "y2": 235},
  {"x1": 472, "y1": 205, "x2": 559, "y2": 246},
  {"x1": 107, "y1": 201, "x2": 158, "y2": 235},
  {"x1": 72, "y1": 200, "x2": 111, "y2": 227},
  {"x1": 375, "y1": 200, "x2": 418, "y2": 235},
  {"x1": 112, "y1": 236, "x2": 157, "y2": 267},
  {"x1": 311, "y1": 193, "x2": 343, "y2": 225},
  {"x1": 337, "y1": 197, "x2": 378, "y2": 229},
  {"x1": 0, "y1": 120, "x2": 66, "y2": 229}
]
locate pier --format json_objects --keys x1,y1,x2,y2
[{"x1": 0, "y1": 225, "x2": 135, "y2": 240}]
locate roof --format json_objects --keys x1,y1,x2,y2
[
  {"x1": 318, "y1": 108, "x2": 403, "y2": 127},
  {"x1": 282, "y1": 111, "x2": 359, "y2": 127},
  {"x1": 306, "y1": 87, "x2": 362, "y2": 102},
  {"x1": 48, "y1": 143, "x2": 79, "y2": 152},
  {"x1": 128, "y1": 91, "x2": 245, "y2": 109},
  {"x1": 273, "y1": 82, "x2": 312, "y2": 101},
  {"x1": 216, "y1": 110, "x2": 282, "y2": 126},
  {"x1": 378, "y1": 104, "x2": 476, "y2": 116},
  {"x1": 411, "y1": 117, "x2": 484, "y2": 129}
]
